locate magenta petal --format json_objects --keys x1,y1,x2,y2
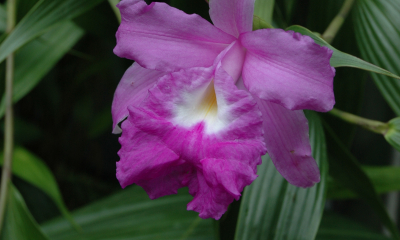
[
  {"x1": 256, "y1": 98, "x2": 320, "y2": 187},
  {"x1": 220, "y1": 40, "x2": 247, "y2": 83},
  {"x1": 241, "y1": 29, "x2": 336, "y2": 112},
  {"x1": 117, "y1": 63, "x2": 265, "y2": 219},
  {"x1": 114, "y1": 0, "x2": 235, "y2": 72},
  {"x1": 117, "y1": 119, "x2": 194, "y2": 199},
  {"x1": 187, "y1": 158, "x2": 257, "y2": 220},
  {"x1": 209, "y1": 0, "x2": 255, "y2": 37},
  {"x1": 187, "y1": 172, "x2": 230, "y2": 220},
  {"x1": 111, "y1": 63, "x2": 165, "y2": 133},
  {"x1": 210, "y1": 0, "x2": 255, "y2": 37},
  {"x1": 201, "y1": 158, "x2": 257, "y2": 198}
]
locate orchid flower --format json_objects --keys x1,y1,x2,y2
[{"x1": 112, "y1": 0, "x2": 335, "y2": 219}]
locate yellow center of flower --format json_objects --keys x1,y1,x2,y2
[
  {"x1": 198, "y1": 81, "x2": 218, "y2": 120},
  {"x1": 174, "y1": 80, "x2": 227, "y2": 134}
]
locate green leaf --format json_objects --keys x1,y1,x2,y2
[
  {"x1": 252, "y1": 15, "x2": 274, "y2": 30},
  {"x1": 328, "y1": 165, "x2": 400, "y2": 199},
  {"x1": 384, "y1": 117, "x2": 400, "y2": 152},
  {"x1": 316, "y1": 212, "x2": 390, "y2": 240},
  {"x1": 286, "y1": 25, "x2": 400, "y2": 80},
  {"x1": 324, "y1": 122, "x2": 400, "y2": 240},
  {"x1": 306, "y1": 0, "x2": 367, "y2": 147},
  {"x1": 41, "y1": 187, "x2": 215, "y2": 240},
  {"x1": 234, "y1": 111, "x2": 327, "y2": 240},
  {"x1": 0, "y1": 0, "x2": 103, "y2": 65},
  {"x1": 108, "y1": 0, "x2": 120, "y2": 22},
  {"x1": 0, "y1": 21, "x2": 84, "y2": 118},
  {"x1": 254, "y1": 0, "x2": 274, "y2": 24},
  {"x1": 0, "y1": 147, "x2": 79, "y2": 231},
  {"x1": 353, "y1": 0, "x2": 400, "y2": 115},
  {"x1": 0, "y1": 4, "x2": 5, "y2": 33},
  {"x1": 1, "y1": 184, "x2": 49, "y2": 240}
]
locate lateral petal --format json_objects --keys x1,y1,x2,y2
[
  {"x1": 114, "y1": 0, "x2": 235, "y2": 72},
  {"x1": 241, "y1": 29, "x2": 335, "y2": 112},
  {"x1": 116, "y1": 120, "x2": 186, "y2": 195},
  {"x1": 255, "y1": 98, "x2": 320, "y2": 187},
  {"x1": 209, "y1": 0, "x2": 255, "y2": 37},
  {"x1": 111, "y1": 62, "x2": 165, "y2": 133}
]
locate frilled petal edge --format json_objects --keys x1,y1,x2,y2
[
  {"x1": 111, "y1": 62, "x2": 165, "y2": 133},
  {"x1": 114, "y1": 0, "x2": 236, "y2": 72}
]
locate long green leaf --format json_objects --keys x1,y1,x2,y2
[
  {"x1": 384, "y1": 117, "x2": 400, "y2": 152},
  {"x1": 328, "y1": 166, "x2": 400, "y2": 199},
  {"x1": 234, "y1": 111, "x2": 327, "y2": 240},
  {"x1": 254, "y1": 0, "x2": 275, "y2": 24},
  {"x1": 0, "y1": 4, "x2": 5, "y2": 33},
  {"x1": 108, "y1": 0, "x2": 120, "y2": 22},
  {"x1": 0, "y1": 147, "x2": 79, "y2": 231},
  {"x1": 0, "y1": 21, "x2": 84, "y2": 118},
  {"x1": 0, "y1": 0, "x2": 103, "y2": 64},
  {"x1": 1, "y1": 184, "x2": 49, "y2": 240},
  {"x1": 286, "y1": 25, "x2": 400, "y2": 80},
  {"x1": 306, "y1": 0, "x2": 367, "y2": 146},
  {"x1": 353, "y1": 0, "x2": 400, "y2": 115},
  {"x1": 316, "y1": 212, "x2": 390, "y2": 240},
  {"x1": 324, "y1": 122, "x2": 400, "y2": 240},
  {"x1": 41, "y1": 187, "x2": 215, "y2": 240}
]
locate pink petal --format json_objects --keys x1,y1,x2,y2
[
  {"x1": 111, "y1": 62, "x2": 165, "y2": 133},
  {"x1": 117, "y1": 63, "x2": 266, "y2": 219},
  {"x1": 240, "y1": 29, "x2": 336, "y2": 112},
  {"x1": 187, "y1": 172, "x2": 231, "y2": 220},
  {"x1": 114, "y1": 0, "x2": 236, "y2": 72},
  {"x1": 187, "y1": 158, "x2": 257, "y2": 220},
  {"x1": 209, "y1": 0, "x2": 255, "y2": 37},
  {"x1": 220, "y1": 40, "x2": 247, "y2": 83},
  {"x1": 255, "y1": 97, "x2": 320, "y2": 187},
  {"x1": 117, "y1": 120, "x2": 182, "y2": 190},
  {"x1": 201, "y1": 158, "x2": 257, "y2": 199}
]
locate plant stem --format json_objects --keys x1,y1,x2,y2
[
  {"x1": 322, "y1": 0, "x2": 355, "y2": 44},
  {"x1": 108, "y1": 0, "x2": 121, "y2": 23},
  {"x1": 329, "y1": 108, "x2": 389, "y2": 135},
  {"x1": 0, "y1": 0, "x2": 16, "y2": 234}
]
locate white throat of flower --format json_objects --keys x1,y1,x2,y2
[{"x1": 173, "y1": 80, "x2": 228, "y2": 134}]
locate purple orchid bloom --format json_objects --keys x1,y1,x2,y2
[{"x1": 112, "y1": 0, "x2": 335, "y2": 220}]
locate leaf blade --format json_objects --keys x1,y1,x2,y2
[
  {"x1": 286, "y1": 25, "x2": 400, "y2": 80},
  {"x1": 1, "y1": 184, "x2": 49, "y2": 240},
  {"x1": 254, "y1": 0, "x2": 275, "y2": 24},
  {"x1": 316, "y1": 212, "x2": 390, "y2": 240},
  {"x1": 0, "y1": 0, "x2": 103, "y2": 64},
  {"x1": 328, "y1": 165, "x2": 400, "y2": 199},
  {"x1": 324, "y1": 122, "x2": 400, "y2": 239},
  {"x1": 41, "y1": 187, "x2": 215, "y2": 240},
  {"x1": 353, "y1": 0, "x2": 400, "y2": 115},
  {"x1": 234, "y1": 111, "x2": 328, "y2": 240},
  {"x1": 0, "y1": 21, "x2": 84, "y2": 118},
  {"x1": 0, "y1": 147, "x2": 79, "y2": 230}
]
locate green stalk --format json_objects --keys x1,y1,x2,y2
[
  {"x1": 329, "y1": 108, "x2": 389, "y2": 135},
  {"x1": 108, "y1": 0, "x2": 121, "y2": 23},
  {"x1": 322, "y1": 0, "x2": 355, "y2": 44},
  {"x1": 0, "y1": 0, "x2": 16, "y2": 234}
]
